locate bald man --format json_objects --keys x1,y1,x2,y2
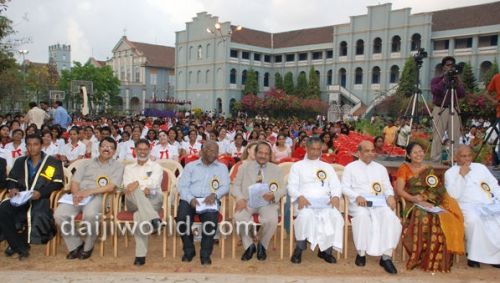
[
  {"x1": 444, "y1": 145, "x2": 500, "y2": 268},
  {"x1": 177, "y1": 141, "x2": 230, "y2": 265},
  {"x1": 341, "y1": 141, "x2": 401, "y2": 274}
]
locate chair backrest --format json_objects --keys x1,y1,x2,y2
[
  {"x1": 156, "y1": 159, "x2": 183, "y2": 176},
  {"x1": 66, "y1": 159, "x2": 90, "y2": 176},
  {"x1": 63, "y1": 167, "x2": 73, "y2": 191},
  {"x1": 180, "y1": 154, "x2": 199, "y2": 166},
  {"x1": 278, "y1": 157, "x2": 301, "y2": 163},
  {"x1": 278, "y1": 162, "x2": 294, "y2": 176},
  {"x1": 330, "y1": 163, "x2": 345, "y2": 181},
  {"x1": 161, "y1": 168, "x2": 177, "y2": 193},
  {"x1": 217, "y1": 154, "x2": 235, "y2": 168}
]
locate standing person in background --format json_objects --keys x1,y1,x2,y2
[
  {"x1": 382, "y1": 119, "x2": 398, "y2": 146},
  {"x1": 26, "y1": 102, "x2": 49, "y2": 129},
  {"x1": 52, "y1": 101, "x2": 71, "y2": 130}
]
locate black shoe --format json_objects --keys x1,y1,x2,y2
[
  {"x1": 4, "y1": 246, "x2": 15, "y2": 257},
  {"x1": 256, "y1": 243, "x2": 267, "y2": 261},
  {"x1": 134, "y1": 257, "x2": 146, "y2": 266},
  {"x1": 151, "y1": 218, "x2": 162, "y2": 233},
  {"x1": 318, "y1": 250, "x2": 337, "y2": 264},
  {"x1": 290, "y1": 247, "x2": 302, "y2": 264},
  {"x1": 79, "y1": 248, "x2": 93, "y2": 260},
  {"x1": 355, "y1": 254, "x2": 366, "y2": 266},
  {"x1": 379, "y1": 258, "x2": 398, "y2": 274},
  {"x1": 201, "y1": 257, "x2": 212, "y2": 265},
  {"x1": 66, "y1": 244, "x2": 83, "y2": 260},
  {"x1": 467, "y1": 259, "x2": 481, "y2": 268},
  {"x1": 18, "y1": 250, "x2": 30, "y2": 261},
  {"x1": 241, "y1": 244, "x2": 256, "y2": 261},
  {"x1": 492, "y1": 264, "x2": 500, "y2": 268},
  {"x1": 181, "y1": 252, "x2": 195, "y2": 262}
]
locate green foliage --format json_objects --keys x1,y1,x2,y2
[
  {"x1": 296, "y1": 72, "x2": 308, "y2": 97},
  {"x1": 354, "y1": 118, "x2": 384, "y2": 137},
  {"x1": 0, "y1": 66, "x2": 22, "y2": 111},
  {"x1": 284, "y1": 72, "x2": 294, "y2": 95},
  {"x1": 460, "y1": 62, "x2": 478, "y2": 93},
  {"x1": 482, "y1": 59, "x2": 499, "y2": 86},
  {"x1": 397, "y1": 57, "x2": 418, "y2": 97},
  {"x1": 243, "y1": 68, "x2": 259, "y2": 95},
  {"x1": 0, "y1": 1, "x2": 16, "y2": 76},
  {"x1": 274, "y1": 72, "x2": 283, "y2": 90},
  {"x1": 59, "y1": 61, "x2": 121, "y2": 113},
  {"x1": 307, "y1": 66, "x2": 320, "y2": 98}
]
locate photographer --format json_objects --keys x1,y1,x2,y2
[{"x1": 430, "y1": 56, "x2": 465, "y2": 163}]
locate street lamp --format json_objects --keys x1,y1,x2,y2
[{"x1": 18, "y1": 49, "x2": 29, "y2": 107}]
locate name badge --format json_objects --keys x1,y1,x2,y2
[{"x1": 371, "y1": 182, "x2": 383, "y2": 195}]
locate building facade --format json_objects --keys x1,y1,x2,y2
[
  {"x1": 48, "y1": 44, "x2": 71, "y2": 74},
  {"x1": 109, "y1": 36, "x2": 175, "y2": 114},
  {"x1": 175, "y1": 2, "x2": 500, "y2": 116}
]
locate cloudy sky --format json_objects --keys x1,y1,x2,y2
[{"x1": 4, "y1": 0, "x2": 497, "y2": 64}]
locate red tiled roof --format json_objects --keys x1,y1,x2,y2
[
  {"x1": 231, "y1": 26, "x2": 333, "y2": 48},
  {"x1": 432, "y1": 1, "x2": 500, "y2": 31},
  {"x1": 127, "y1": 39, "x2": 175, "y2": 69}
]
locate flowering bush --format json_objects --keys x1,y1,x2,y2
[{"x1": 238, "y1": 88, "x2": 327, "y2": 118}]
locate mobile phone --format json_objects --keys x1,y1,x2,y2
[{"x1": 366, "y1": 201, "x2": 373, "y2": 207}]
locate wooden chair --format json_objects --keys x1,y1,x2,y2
[
  {"x1": 172, "y1": 193, "x2": 226, "y2": 259},
  {"x1": 156, "y1": 159, "x2": 183, "y2": 176},
  {"x1": 113, "y1": 168, "x2": 175, "y2": 258},
  {"x1": 278, "y1": 162, "x2": 294, "y2": 176}
]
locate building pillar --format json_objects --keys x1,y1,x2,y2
[
  {"x1": 142, "y1": 89, "x2": 146, "y2": 110},
  {"x1": 125, "y1": 88, "x2": 130, "y2": 111}
]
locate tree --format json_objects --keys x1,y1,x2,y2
[
  {"x1": 307, "y1": 66, "x2": 321, "y2": 98},
  {"x1": 482, "y1": 59, "x2": 499, "y2": 86},
  {"x1": 296, "y1": 72, "x2": 308, "y2": 97},
  {"x1": 59, "y1": 62, "x2": 121, "y2": 114},
  {"x1": 274, "y1": 72, "x2": 283, "y2": 90},
  {"x1": 25, "y1": 63, "x2": 51, "y2": 103},
  {"x1": 284, "y1": 72, "x2": 294, "y2": 95},
  {"x1": 397, "y1": 57, "x2": 418, "y2": 97},
  {"x1": 460, "y1": 62, "x2": 478, "y2": 94},
  {"x1": 243, "y1": 68, "x2": 259, "y2": 95},
  {"x1": 0, "y1": 1, "x2": 16, "y2": 76},
  {"x1": 0, "y1": 66, "x2": 22, "y2": 110}
]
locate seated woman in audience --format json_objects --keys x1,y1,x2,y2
[
  {"x1": 273, "y1": 133, "x2": 291, "y2": 163},
  {"x1": 229, "y1": 141, "x2": 257, "y2": 183},
  {"x1": 374, "y1": 136, "x2": 388, "y2": 155},
  {"x1": 151, "y1": 128, "x2": 180, "y2": 161},
  {"x1": 41, "y1": 129, "x2": 59, "y2": 157},
  {"x1": 228, "y1": 133, "x2": 246, "y2": 162},
  {"x1": 4, "y1": 129, "x2": 26, "y2": 168},
  {"x1": 320, "y1": 132, "x2": 335, "y2": 154},
  {"x1": 0, "y1": 125, "x2": 10, "y2": 148},
  {"x1": 146, "y1": 129, "x2": 158, "y2": 148},
  {"x1": 291, "y1": 136, "x2": 307, "y2": 160},
  {"x1": 181, "y1": 129, "x2": 202, "y2": 156},
  {"x1": 394, "y1": 142, "x2": 464, "y2": 272},
  {"x1": 60, "y1": 127, "x2": 86, "y2": 166}
]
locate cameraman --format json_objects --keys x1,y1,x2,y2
[{"x1": 430, "y1": 56, "x2": 465, "y2": 163}]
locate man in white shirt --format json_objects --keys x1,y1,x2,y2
[
  {"x1": 342, "y1": 141, "x2": 400, "y2": 274},
  {"x1": 122, "y1": 139, "x2": 164, "y2": 266},
  {"x1": 26, "y1": 102, "x2": 49, "y2": 129},
  {"x1": 288, "y1": 137, "x2": 344, "y2": 264},
  {"x1": 444, "y1": 145, "x2": 500, "y2": 268}
]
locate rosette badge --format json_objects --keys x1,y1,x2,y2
[
  {"x1": 96, "y1": 176, "x2": 110, "y2": 187},
  {"x1": 316, "y1": 169, "x2": 327, "y2": 186},
  {"x1": 425, "y1": 174, "x2": 438, "y2": 188},
  {"x1": 269, "y1": 181, "x2": 279, "y2": 192},
  {"x1": 371, "y1": 182, "x2": 383, "y2": 195},
  {"x1": 210, "y1": 176, "x2": 220, "y2": 193},
  {"x1": 480, "y1": 182, "x2": 493, "y2": 198}
]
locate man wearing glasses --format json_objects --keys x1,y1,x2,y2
[{"x1": 55, "y1": 137, "x2": 124, "y2": 260}]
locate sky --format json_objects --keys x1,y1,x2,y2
[{"x1": 4, "y1": 0, "x2": 498, "y2": 64}]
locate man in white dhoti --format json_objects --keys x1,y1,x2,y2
[
  {"x1": 288, "y1": 137, "x2": 344, "y2": 264},
  {"x1": 342, "y1": 141, "x2": 400, "y2": 274},
  {"x1": 444, "y1": 145, "x2": 500, "y2": 268}
]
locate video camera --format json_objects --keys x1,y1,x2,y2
[
  {"x1": 446, "y1": 62, "x2": 465, "y2": 77},
  {"x1": 413, "y1": 48, "x2": 428, "y2": 67}
]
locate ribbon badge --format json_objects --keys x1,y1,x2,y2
[
  {"x1": 316, "y1": 169, "x2": 327, "y2": 186},
  {"x1": 269, "y1": 181, "x2": 279, "y2": 192},
  {"x1": 480, "y1": 182, "x2": 493, "y2": 198},
  {"x1": 372, "y1": 182, "x2": 383, "y2": 195},
  {"x1": 425, "y1": 174, "x2": 438, "y2": 188},
  {"x1": 210, "y1": 176, "x2": 220, "y2": 193},
  {"x1": 96, "y1": 176, "x2": 110, "y2": 187}
]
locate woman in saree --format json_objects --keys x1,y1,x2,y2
[{"x1": 394, "y1": 142, "x2": 465, "y2": 272}]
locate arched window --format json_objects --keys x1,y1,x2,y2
[
  {"x1": 480, "y1": 61, "x2": 492, "y2": 80},
  {"x1": 188, "y1": 71, "x2": 192, "y2": 84},
  {"x1": 340, "y1": 41, "x2": 348, "y2": 56},
  {"x1": 355, "y1": 67, "x2": 363, "y2": 85},
  {"x1": 242, "y1": 70, "x2": 247, "y2": 85},
  {"x1": 205, "y1": 70, "x2": 210, "y2": 83},
  {"x1": 434, "y1": 63, "x2": 442, "y2": 77},
  {"x1": 390, "y1": 65, "x2": 400, "y2": 83},
  {"x1": 339, "y1": 68, "x2": 347, "y2": 87},
  {"x1": 315, "y1": 70, "x2": 320, "y2": 84},
  {"x1": 373, "y1": 37, "x2": 382, "y2": 54},
  {"x1": 216, "y1": 98, "x2": 222, "y2": 114},
  {"x1": 196, "y1": 70, "x2": 201, "y2": 83},
  {"x1": 255, "y1": 71, "x2": 259, "y2": 86},
  {"x1": 372, "y1": 66, "x2": 381, "y2": 84},
  {"x1": 189, "y1": 46, "x2": 193, "y2": 59},
  {"x1": 411, "y1": 33, "x2": 421, "y2": 51},
  {"x1": 206, "y1": 43, "x2": 211, "y2": 58},
  {"x1": 327, "y1": 69, "x2": 333, "y2": 85},
  {"x1": 391, "y1": 35, "x2": 401, "y2": 53},
  {"x1": 356, "y1": 39, "x2": 364, "y2": 55},
  {"x1": 264, "y1": 72, "x2": 270, "y2": 87},
  {"x1": 230, "y1": 68, "x2": 237, "y2": 84},
  {"x1": 197, "y1": 45, "x2": 202, "y2": 59}
]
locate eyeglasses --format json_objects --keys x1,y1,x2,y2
[{"x1": 100, "y1": 145, "x2": 115, "y2": 150}]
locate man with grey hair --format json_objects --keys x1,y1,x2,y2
[
  {"x1": 444, "y1": 144, "x2": 500, "y2": 268},
  {"x1": 122, "y1": 139, "x2": 163, "y2": 266},
  {"x1": 288, "y1": 137, "x2": 344, "y2": 264},
  {"x1": 177, "y1": 141, "x2": 230, "y2": 265}
]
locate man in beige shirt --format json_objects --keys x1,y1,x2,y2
[
  {"x1": 232, "y1": 141, "x2": 286, "y2": 261},
  {"x1": 26, "y1": 102, "x2": 49, "y2": 129}
]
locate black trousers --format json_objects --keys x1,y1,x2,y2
[
  {"x1": 0, "y1": 201, "x2": 30, "y2": 253},
  {"x1": 176, "y1": 200, "x2": 218, "y2": 259}
]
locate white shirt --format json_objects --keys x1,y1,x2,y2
[
  {"x1": 151, "y1": 142, "x2": 180, "y2": 161},
  {"x1": 61, "y1": 141, "x2": 87, "y2": 162},
  {"x1": 123, "y1": 159, "x2": 164, "y2": 193},
  {"x1": 42, "y1": 142, "x2": 60, "y2": 156},
  {"x1": 288, "y1": 158, "x2": 341, "y2": 202},
  {"x1": 3, "y1": 142, "x2": 26, "y2": 168},
  {"x1": 341, "y1": 160, "x2": 394, "y2": 202},
  {"x1": 181, "y1": 141, "x2": 202, "y2": 155},
  {"x1": 217, "y1": 139, "x2": 231, "y2": 155},
  {"x1": 227, "y1": 143, "x2": 245, "y2": 159},
  {"x1": 445, "y1": 163, "x2": 500, "y2": 205},
  {"x1": 118, "y1": 140, "x2": 136, "y2": 161}
]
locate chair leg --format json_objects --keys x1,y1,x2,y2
[
  {"x1": 114, "y1": 222, "x2": 118, "y2": 257},
  {"x1": 172, "y1": 230, "x2": 177, "y2": 258},
  {"x1": 280, "y1": 223, "x2": 284, "y2": 260},
  {"x1": 163, "y1": 226, "x2": 167, "y2": 258},
  {"x1": 232, "y1": 230, "x2": 236, "y2": 259},
  {"x1": 221, "y1": 233, "x2": 225, "y2": 259}
]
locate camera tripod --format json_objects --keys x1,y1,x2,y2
[{"x1": 475, "y1": 118, "x2": 500, "y2": 163}]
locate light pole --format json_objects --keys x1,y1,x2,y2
[
  {"x1": 206, "y1": 23, "x2": 242, "y2": 116},
  {"x1": 18, "y1": 49, "x2": 29, "y2": 109}
]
